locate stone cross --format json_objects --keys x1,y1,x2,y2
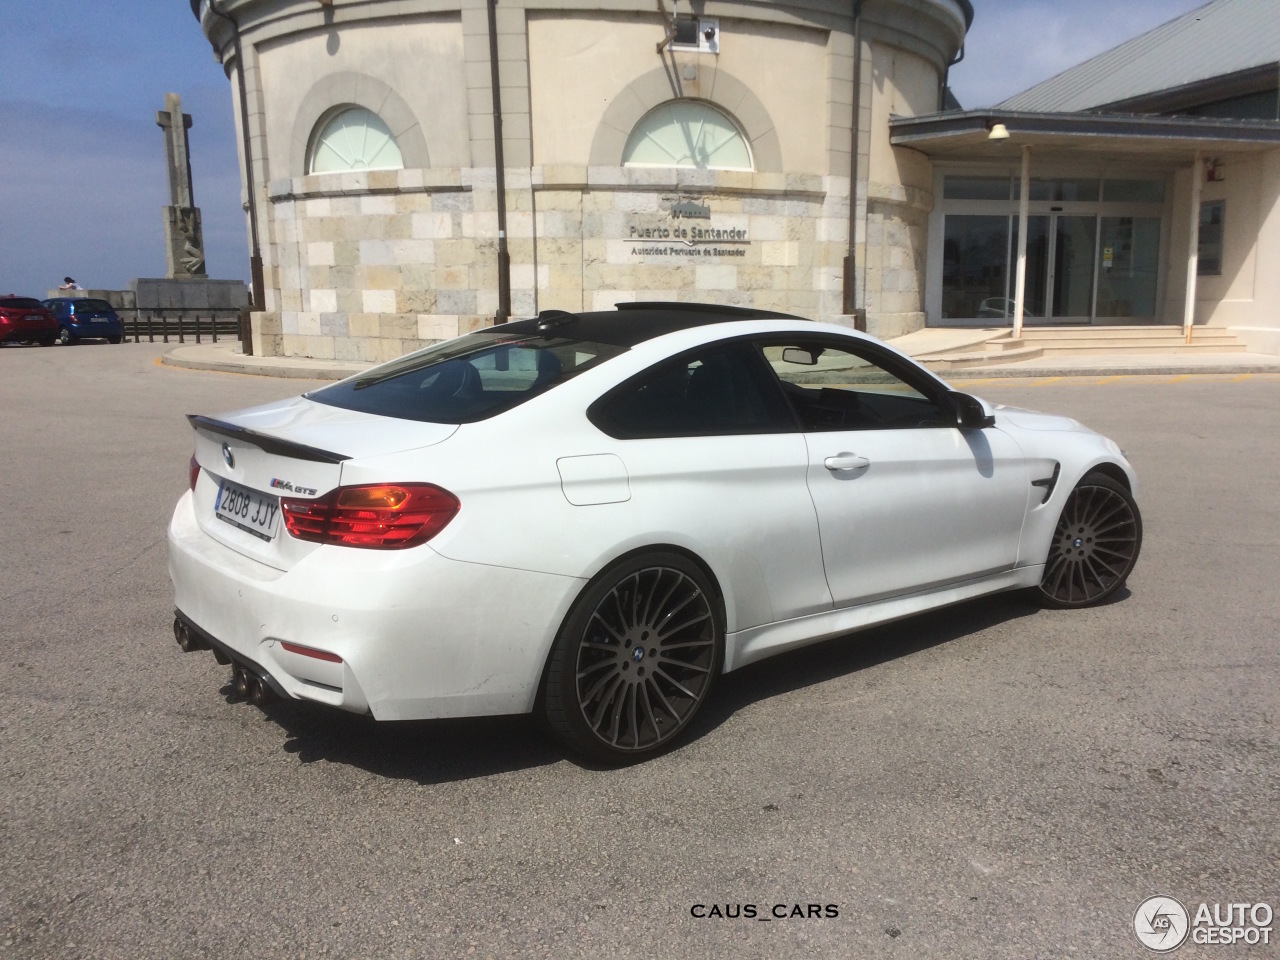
[{"x1": 155, "y1": 93, "x2": 207, "y2": 278}]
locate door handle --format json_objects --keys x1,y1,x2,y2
[{"x1": 824, "y1": 453, "x2": 870, "y2": 472}]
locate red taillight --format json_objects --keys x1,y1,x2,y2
[
  {"x1": 281, "y1": 483, "x2": 459, "y2": 549},
  {"x1": 189, "y1": 455, "x2": 200, "y2": 491}
]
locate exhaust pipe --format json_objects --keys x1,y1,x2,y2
[
  {"x1": 232, "y1": 664, "x2": 252, "y2": 699},
  {"x1": 248, "y1": 672, "x2": 278, "y2": 706},
  {"x1": 173, "y1": 618, "x2": 206, "y2": 653}
]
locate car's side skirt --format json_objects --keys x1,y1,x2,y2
[{"x1": 724, "y1": 565, "x2": 1044, "y2": 672}]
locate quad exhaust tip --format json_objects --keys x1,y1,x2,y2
[
  {"x1": 173, "y1": 618, "x2": 208, "y2": 653},
  {"x1": 175, "y1": 616, "x2": 280, "y2": 706}
]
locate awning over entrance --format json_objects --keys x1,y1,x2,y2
[
  {"x1": 890, "y1": 110, "x2": 1280, "y2": 337},
  {"x1": 889, "y1": 110, "x2": 1280, "y2": 161}
]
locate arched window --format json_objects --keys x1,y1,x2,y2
[
  {"x1": 308, "y1": 106, "x2": 404, "y2": 174},
  {"x1": 622, "y1": 101, "x2": 752, "y2": 171}
]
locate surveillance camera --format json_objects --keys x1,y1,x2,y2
[{"x1": 703, "y1": 25, "x2": 716, "y2": 41}]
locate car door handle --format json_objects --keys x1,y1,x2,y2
[{"x1": 824, "y1": 453, "x2": 870, "y2": 472}]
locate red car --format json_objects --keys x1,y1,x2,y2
[{"x1": 0, "y1": 296, "x2": 59, "y2": 346}]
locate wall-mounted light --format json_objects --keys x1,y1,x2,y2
[{"x1": 987, "y1": 122, "x2": 1010, "y2": 141}]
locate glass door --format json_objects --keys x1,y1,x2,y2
[
  {"x1": 1050, "y1": 215, "x2": 1098, "y2": 322},
  {"x1": 1011, "y1": 214, "x2": 1096, "y2": 325}
]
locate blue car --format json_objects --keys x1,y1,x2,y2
[{"x1": 42, "y1": 298, "x2": 124, "y2": 345}]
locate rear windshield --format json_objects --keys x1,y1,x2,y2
[
  {"x1": 72, "y1": 299, "x2": 113, "y2": 312},
  {"x1": 307, "y1": 330, "x2": 627, "y2": 423},
  {"x1": 1, "y1": 298, "x2": 43, "y2": 309}
]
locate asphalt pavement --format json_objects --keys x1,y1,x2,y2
[{"x1": 1, "y1": 340, "x2": 1277, "y2": 959}]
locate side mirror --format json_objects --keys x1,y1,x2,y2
[
  {"x1": 781, "y1": 347, "x2": 819, "y2": 366},
  {"x1": 949, "y1": 392, "x2": 996, "y2": 429}
]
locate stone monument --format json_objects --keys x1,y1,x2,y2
[{"x1": 155, "y1": 93, "x2": 207, "y2": 278}]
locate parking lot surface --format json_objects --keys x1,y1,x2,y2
[{"x1": 1, "y1": 342, "x2": 1277, "y2": 958}]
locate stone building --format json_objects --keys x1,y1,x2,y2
[{"x1": 192, "y1": 0, "x2": 970, "y2": 360}]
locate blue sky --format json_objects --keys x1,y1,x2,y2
[{"x1": 0, "y1": 0, "x2": 1205, "y2": 297}]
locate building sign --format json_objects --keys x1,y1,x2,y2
[{"x1": 625, "y1": 195, "x2": 750, "y2": 261}]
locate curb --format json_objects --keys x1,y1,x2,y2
[
  {"x1": 161, "y1": 347, "x2": 368, "y2": 381},
  {"x1": 935, "y1": 362, "x2": 1280, "y2": 379}
]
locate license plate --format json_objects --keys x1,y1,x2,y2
[
  {"x1": 215, "y1": 480, "x2": 280, "y2": 541},
  {"x1": 91, "y1": 317, "x2": 109, "y2": 323}
]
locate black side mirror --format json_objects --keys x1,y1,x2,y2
[{"x1": 949, "y1": 392, "x2": 996, "y2": 429}]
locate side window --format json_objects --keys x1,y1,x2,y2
[
  {"x1": 760, "y1": 340, "x2": 949, "y2": 431},
  {"x1": 591, "y1": 342, "x2": 794, "y2": 439}
]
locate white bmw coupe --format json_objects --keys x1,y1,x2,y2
[{"x1": 169, "y1": 304, "x2": 1141, "y2": 762}]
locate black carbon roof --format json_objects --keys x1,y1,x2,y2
[{"x1": 499, "y1": 302, "x2": 809, "y2": 347}]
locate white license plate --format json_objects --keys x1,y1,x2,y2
[{"x1": 215, "y1": 479, "x2": 280, "y2": 541}]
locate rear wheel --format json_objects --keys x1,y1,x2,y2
[
  {"x1": 1038, "y1": 472, "x2": 1142, "y2": 608},
  {"x1": 37, "y1": 336, "x2": 56, "y2": 347},
  {"x1": 543, "y1": 552, "x2": 723, "y2": 764},
  {"x1": 108, "y1": 335, "x2": 122, "y2": 344}
]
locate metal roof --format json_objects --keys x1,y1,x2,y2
[{"x1": 997, "y1": 0, "x2": 1280, "y2": 113}]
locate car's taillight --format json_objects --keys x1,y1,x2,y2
[
  {"x1": 189, "y1": 455, "x2": 200, "y2": 491},
  {"x1": 280, "y1": 483, "x2": 459, "y2": 549}
]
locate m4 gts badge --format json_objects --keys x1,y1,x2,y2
[{"x1": 270, "y1": 478, "x2": 318, "y2": 496}]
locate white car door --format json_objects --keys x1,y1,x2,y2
[{"x1": 758, "y1": 338, "x2": 1031, "y2": 607}]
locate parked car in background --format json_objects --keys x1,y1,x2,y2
[
  {"x1": 169, "y1": 303, "x2": 1143, "y2": 763},
  {"x1": 0, "y1": 296, "x2": 58, "y2": 346},
  {"x1": 42, "y1": 297, "x2": 124, "y2": 344}
]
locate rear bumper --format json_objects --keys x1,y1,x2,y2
[
  {"x1": 168, "y1": 490, "x2": 584, "y2": 721},
  {"x1": 68, "y1": 320, "x2": 122, "y2": 338},
  {"x1": 0, "y1": 322, "x2": 57, "y2": 342}
]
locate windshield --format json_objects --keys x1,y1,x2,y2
[
  {"x1": 71, "y1": 299, "x2": 113, "y2": 313},
  {"x1": 307, "y1": 330, "x2": 626, "y2": 423},
  {"x1": 2, "y1": 298, "x2": 43, "y2": 309}
]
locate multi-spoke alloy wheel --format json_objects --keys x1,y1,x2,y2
[
  {"x1": 544, "y1": 553, "x2": 722, "y2": 763},
  {"x1": 1038, "y1": 472, "x2": 1142, "y2": 609}
]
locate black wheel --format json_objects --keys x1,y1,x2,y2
[
  {"x1": 108, "y1": 335, "x2": 122, "y2": 344},
  {"x1": 58, "y1": 326, "x2": 73, "y2": 345},
  {"x1": 1038, "y1": 472, "x2": 1142, "y2": 609},
  {"x1": 37, "y1": 336, "x2": 56, "y2": 347},
  {"x1": 543, "y1": 552, "x2": 723, "y2": 763}
]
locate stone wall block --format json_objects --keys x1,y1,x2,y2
[
  {"x1": 319, "y1": 312, "x2": 348, "y2": 337},
  {"x1": 359, "y1": 239, "x2": 396, "y2": 265},
  {"x1": 419, "y1": 314, "x2": 461, "y2": 341},
  {"x1": 438, "y1": 289, "x2": 478, "y2": 314},
  {"x1": 348, "y1": 313, "x2": 381, "y2": 338}
]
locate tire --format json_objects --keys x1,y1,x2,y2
[
  {"x1": 37, "y1": 336, "x2": 56, "y2": 347},
  {"x1": 108, "y1": 335, "x2": 122, "y2": 344},
  {"x1": 58, "y1": 326, "x2": 73, "y2": 345},
  {"x1": 543, "y1": 551, "x2": 724, "y2": 764},
  {"x1": 1037, "y1": 471, "x2": 1142, "y2": 609}
]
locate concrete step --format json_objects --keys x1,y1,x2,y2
[
  {"x1": 1035, "y1": 342, "x2": 1248, "y2": 356},
  {"x1": 917, "y1": 345, "x2": 1046, "y2": 370}
]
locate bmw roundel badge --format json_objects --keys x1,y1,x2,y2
[{"x1": 222, "y1": 442, "x2": 235, "y2": 469}]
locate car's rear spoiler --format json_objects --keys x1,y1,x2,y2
[{"x1": 187, "y1": 415, "x2": 350, "y2": 464}]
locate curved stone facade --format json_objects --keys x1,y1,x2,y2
[{"x1": 196, "y1": 0, "x2": 968, "y2": 358}]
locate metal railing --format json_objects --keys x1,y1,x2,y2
[{"x1": 123, "y1": 308, "x2": 246, "y2": 345}]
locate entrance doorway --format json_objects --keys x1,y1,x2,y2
[{"x1": 935, "y1": 175, "x2": 1167, "y2": 326}]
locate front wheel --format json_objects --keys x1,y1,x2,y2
[
  {"x1": 1037, "y1": 472, "x2": 1142, "y2": 609},
  {"x1": 543, "y1": 552, "x2": 723, "y2": 764},
  {"x1": 58, "y1": 326, "x2": 73, "y2": 345}
]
